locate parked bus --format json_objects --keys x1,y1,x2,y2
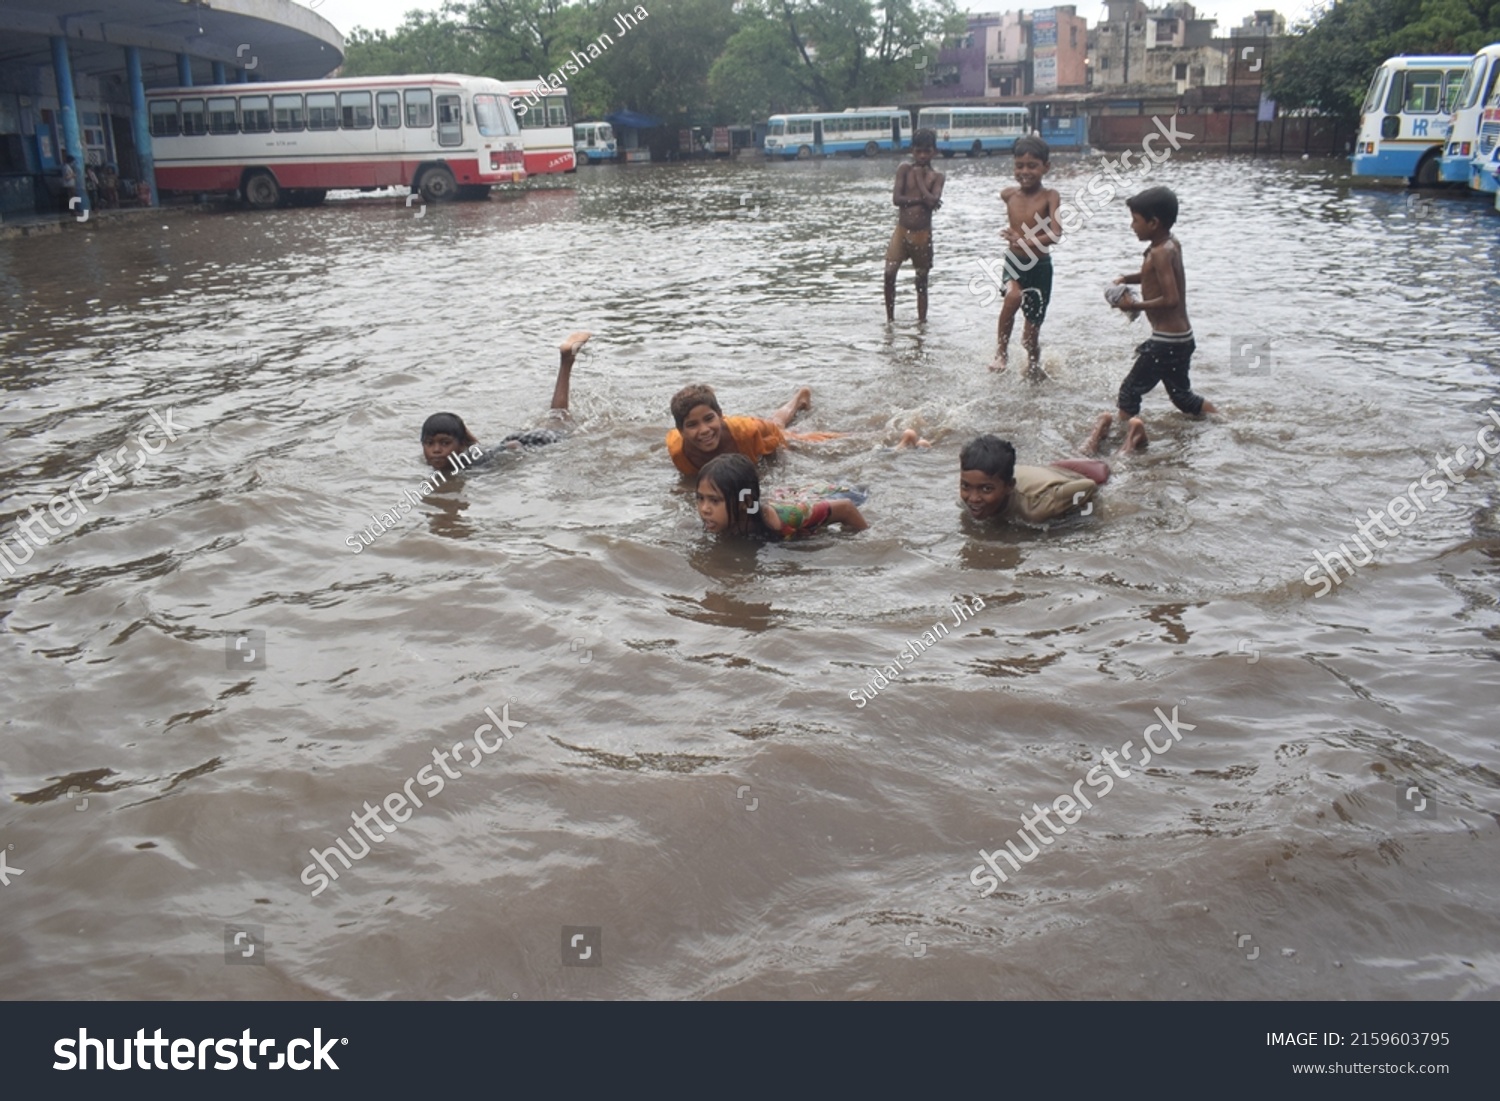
[
  {"x1": 145, "y1": 73, "x2": 525, "y2": 208},
  {"x1": 574, "y1": 121, "x2": 617, "y2": 164},
  {"x1": 1351, "y1": 54, "x2": 1469, "y2": 184},
  {"x1": 501, "y1": 82, "x2": 575, "y2": 175},
  {"x1": 917, "y1": 106, "x2": 1029, "y2": 157},
  {"x1": 764, "y1": 108, "x2": 908, "y2": 159},
  {"x1": 1440, "y1": 42, "x2": 1500, "y2": 192}
]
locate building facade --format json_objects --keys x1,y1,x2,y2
[{"x1": 1087, "y1": 1, "x2": 1226, "y2": 94}]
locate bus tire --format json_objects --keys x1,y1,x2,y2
[
  {"x1": 242, "y1": 170, "x2": 281, "y2": 210},
  {"x1": 1413, "y1": 154, "x2": 1441, "y2": 187},
  {"x1": 417, "y1": 166, "x2": 458, "y2": 203},
  {"x1": 969, "y1": 140, "x2": 983, "y2": 157},
  {"x1": 797, "y1": 145, "x2": 812, "y2": 160},
  {"x1": 865, "y1": 141, "x2": 880, "y2": 157}
]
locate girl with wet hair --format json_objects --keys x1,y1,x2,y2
[
  {"x1": 695, "y1": 454, "x2": 868, "y2": 539},
  {"x1": 420, "y1": 332, "x2": 590, "y2": 473}
]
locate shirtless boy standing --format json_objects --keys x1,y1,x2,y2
[
  {"x1": 994, "y1": 136, "x2": 1061, "y2": 374},
  {"x1": 1086, "y1": 186, "x2": 1217, "y2": 454},
  {"x1": 884, "y1": 128, "x2": 944, "y2": 323}
]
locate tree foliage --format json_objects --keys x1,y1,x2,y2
[
  {"x1": 343, "y1": 0, "x2": 957, "y2": 121},
  {"x1": 1270, "y1": 0, "x2": 1500, "y2": 119}
]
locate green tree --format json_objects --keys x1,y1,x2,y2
[{"x1": 1270, "y1": 0, "x2": 1500, "y2": 120}]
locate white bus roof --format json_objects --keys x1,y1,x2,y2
[{"x1": 147, "y1": 73, "x2": 499, "y2": 96}]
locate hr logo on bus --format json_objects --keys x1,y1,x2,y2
[{"x1": 1229, "y1": 337, "x2": 1271, "y2": 376}]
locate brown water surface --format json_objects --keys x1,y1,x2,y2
[{"x1": 2, "y1": 154, "x2": 1498, "y2": 999}]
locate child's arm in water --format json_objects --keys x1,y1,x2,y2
[{"x1": 826, "y1": 497, "x2": 869, "y2": 531}]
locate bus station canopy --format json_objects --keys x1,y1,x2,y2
[{"x1": 0, "y1": 0, "x2": 344, "y2": 85}]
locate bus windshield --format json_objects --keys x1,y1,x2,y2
[
  {"x1": 1362, "y1": 67, "x2": 1389, "y2": 115},
  {"x1": 474, "y1": 94, "x2": 512, "y2": 137},
  {"x1": 768, "y1": 120, "x2": 785, "y2": 136}
]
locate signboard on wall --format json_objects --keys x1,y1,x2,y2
[{"x1": 1032, "y1": 8, "x2": 1058, "y2": 94}]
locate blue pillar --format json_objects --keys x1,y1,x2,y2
[
  {"x1": 238, "y1": 68, "x2": 251, "y2": 84},
  {"x1": 125, "y1": 47, "x2": 158, "y2": 208},
  {"x1": 212, "y1": 61, "x2": 227, "y2": 84},
  {"x1": 49, "y1": 36, "x2": 89, "y2": 216},
  {"x1": 177, "y1": 53, "x2": 193, "y2": 86}
]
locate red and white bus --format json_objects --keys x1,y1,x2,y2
[
  {"x1": 145, "y1": 73, "x2": 526, "y2": 208},
  {"x1": 500, "y1": 82, "x2": 576, "y2": 176}
]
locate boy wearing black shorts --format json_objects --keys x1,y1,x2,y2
[
  {"x1": 1093, "y1": 187, "x2": 1216, "y2": 450},
  {"x1": 994, "y1": 136, "x2": 1060, "y2": 374}
]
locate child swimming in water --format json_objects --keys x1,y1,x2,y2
[
  {"x1": 666, "y1": 383, "x2": 841, "y2": 477},
  {"x1": 696, "y1": 454, "x2": 868, "y2": 539},
  {"x1": 421, "y1": 331, "x2": 591, "y2": 473},
  {"x1": 959, "y1": 434, "x2": 1107, "y2": 525}
]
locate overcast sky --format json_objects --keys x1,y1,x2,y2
[{"x1": 307, "y1": 1, "x2": 1320, "y2": 41}]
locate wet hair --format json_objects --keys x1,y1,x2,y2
[
  {"x1": 671, "y1": 384, "x2": 723, "y2": 430},
  {"x1": 698, "y1": 453, "x2": 760, "y2": 532},
  {"x1": 1013, "y1": 135, "x2": 1049, "y2": 163},
  {"x1": 959, "y1": 435, "x2": 1017, "y2": 483},
  {"x1": 1127, "y1": 186, "x2": 1179, "y2": 230},
  {"x1": 912, "y1": 128, "x2": 937, "y2": 150},
  {"x1": 421, "y1": 412, "x2": 476, "y2": 446}
]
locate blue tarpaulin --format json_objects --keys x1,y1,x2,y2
[{"x1": 604, "y1": 110, "x2": 662, "y2": 130}]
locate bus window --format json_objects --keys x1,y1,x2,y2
[
  {"x1": 546, "y1": 95, "x2": 570, "y2": 128},
  {"x1": 340, "y1": 91, "x2": 373, "y2": 129},
  {"x1": 768, "y1": 120, "x2": 785, "y2": 136},
  {"x1": 1362, "y1": 66, "x2": 1389, "y2": 115},
  {"x1": 1404, "y1": 69, "x2": 1444, "y2": 112},
  {"x1": 1384, "y1": 71, "x2": 1405, "y2": 114},
  {"x1": 208, "y1": 97, "x2": 238, "y2": 135},
  {"x1": 405, "y1": 89, "x2": 433, "y2": 128},
  {"x1": 437, "y1": 94, "x2": 463, "y2": 146},
  {"x1": 473, "y1": 94, "x2": 510, "y2": 137},
  {"x1": 149, "y1": 101, "x2": 180, "y2": 138},
  {"x1": 1456, "y1": 56, "x2": 1486, "y2": 110},
  {"x1": 377, "y1": 91, "x2": 400, "y2": 128},
  {"x1": 306, "y1": 93, "x2": 338, "y2": 131},
  {"x1": 181, "y1": 99, "x2": 206, "y2": 136},
  {"x1": 241, "y1": 95, "x2": 271, "y2": 134},
  {"x1": 273, "y1": 94, "x2": 304, "y2": 132},
  {"x1": 1443, "y1": 69, "x2": 1467, "y2": 113},
  {"x1": 927, "y1": 113, "x2": 949, "y2": 129}
]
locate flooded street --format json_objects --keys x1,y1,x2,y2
[{"x1": 2, "y1": 152, "x2": 1499, "y2": 1000}]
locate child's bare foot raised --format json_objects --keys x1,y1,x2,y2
[
  {"x1": 1121, "y1": 416, "x2": 1148, "y2": 453},
  {"x1": 1083, "y1": 412, "x2": 1113, "y2": 455}
]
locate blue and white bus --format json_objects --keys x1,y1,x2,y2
[
  {"x1": 917, "y1": 106, "x2": 1029, "y2": 157},
  {"x1": 574, "y1": 121, "x2": 616, "y2": 164},
  {"x1": 764, "y1": 108, "x2": 908, "y2": 159},
  {"x1": 1352, "y1": 54, "x2": 1470, "y2": 184},
  {"x1": 1440, "y1": 42, "x2": 1500, "y2": 192}
]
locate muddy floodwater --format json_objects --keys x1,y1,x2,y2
[{"x1": 2, "y1": 153, "x2": 1498, "y2": 1000}]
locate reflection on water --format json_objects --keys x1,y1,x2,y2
[{"x1": 1, "y1": 156, "x2": 1499, "y2": 1000}]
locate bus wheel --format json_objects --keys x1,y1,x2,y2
[
  {"x1": 1413, "y1": 155, "x2": 1441, "y2": 187},
  {"x1": 797, "y1": 145, "x2": 812, "y2": 160},
  {"x1": 418, "y1": 166, "x2": 457, "y2": 203},
  {"x1": 969, "y1": 140, "x2": 983, "y2": 157},
  {"x1": 242, "y1": 170, "x2": 281, "y2": 210},
  {"x1": 457, "y1": 185, "x2": 492, "y2": 201},
  {"x1": 865, "y1": 141, "x2": 880, "y2": 157}
]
